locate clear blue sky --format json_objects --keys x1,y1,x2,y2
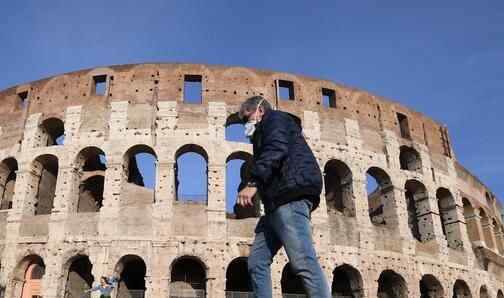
[{"x1": 1, "y1": 0, "x2": 503, "y2": 203}]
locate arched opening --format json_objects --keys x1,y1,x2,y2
[
  {"x1": 377, "y1": 270, "x2": 408, "y2": 298},
  {"x1": 332, "y1": 264, "x2": 364, "y2": 298},
  {"x1": 452, "y1": 279, "x2": 472, "y2": 298},
  {"x1": 40, "y1": 117, "x2": 65, "y2": 146},
  {"x1": 497, "y1": 289, "x2": 503, "y2": 298},
  {"x1": 175, "y1": 145, "x2": 208, "y2": 204},
  {"x1": 226, "y1": 152, "x2": 260, "y2": 219},
  {"x1": 399, "y1": 146, "x2": 422, "y2": 172},
  {"x1": 170, "y1": 257, "x2": 206, "y2": 298},
  {"x1": 64, "y1": 255, "x2": 94, "y2": 298},
  {"x1": 366, "y1": 167, "x2": 393, "y2": 226},
  {"x1": 419, "y1": 274, "x2": 444, "y2": 298},
  {"x1": 14, "y1": 255, "x2": 46, "y2": 298},
  {"x1": 492, "y1": 219, "x2": 504, "y2": 254},
  {"x1": 123, "y1": 145, "x2": 157, "y2": 205},
  {"x1": 32, "y1": 154, "x2": 59, "y2": 215},
  {"x1": 437, "y1": 188, "x2": 463, "y2": 250},
  {"x1": 324, "y1": 159, "x2": 354, "y2": 216},
  {"x1": 480, "y1": 209, "x2": 496, "y2": 250},
  {"x1": 462, "y1": 198, "x2": 483, "y2": 244},
  {"x1": 76, "y1": 147, "x2": 107, "y2": 212},
  {"x1": 115, "y1": 255, "x2": 146, "y2": 298},
  {"x1": 405, "y1": 180, "x2": 432, "y2": 242},
  {"x1": 281, "y1": 263, "x2": 305, "y2": 295},
  {"x1": 480, "y1": 286, "x2": 490, "y2": 298},
  {"x1": 225, "y1": 113, "x2": 249, "y2": 143},
  {"x1": 225, "y1": 257, "x2": 252, "y2": 294},
  {"x1": 0, "y1": 157, "x2": 18, "y2": 210}
]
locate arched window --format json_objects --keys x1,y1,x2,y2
[
  {"x1": 377, "y1": 270, "x2": 408, "y2": 298},
  {"x1": 226, "y1": 152, "x2": 260, "y2": 219},
  {"x1": 419, "y1": 274, "x2": 444, "y2": 298},
  {"x1": 40, "y1": 117, "x2": 65, "y2": 146},
  {"x1": 76, "y1": 147, "x2": 107, "y2": 212},
  {"x1": 480, "y1": 209, "x2": 495, "y2": 250},
  {"x1": 115, "y1": 255, "x2": 146, "y2": 298},
  {"x1": 170, "y1": 257, "x2": 206, "y2": 297},
  {"x1": 15, "y1": 255, "x2": 45, "y2": 298},
  {"x1": 64, "y1": 255, "x2": 94, "y2": 297},
  {"x1": 497, "y1": 289, "x2": 503, "y2": 298},
  {"x1": 453, "y1": 279, "x2": 472, "y2": 298},
  {"x1": 123, "y1": 145, "x2": 157, "y2": 205},
  {"x1": 225, "y1": 257, "x2": 252, "y2": 294},
  {"x1": 32, "y1": 154, "x2": 59, "y2": 215},
  {"x1": 366, "y1": 167, "x2": 393, "y2": 226},
  {"x1": 399, "y1": 146, "x2": 422, "y2": 172},
  {"x1": 175, "y1": 145, "x2": 208, "y2": 204},
  {"x1": 436, "y1": 188, "x2": 463, "y2": 250},
  {"x1": 480, "y1": 286, "x2": 490, "y2": 298},
  {"x1": 225, "y1": 113, "x2": 249, "y2": 143},
  {"x1": 0, "y1": 157, "x2": 18, "y2": 210},
  {"x1": 281, "y1": 263, "x2": 305, "y2": 295},
  {"x1": 332, "y1": 264, "x2": 364, "y2": 297},
  {"x1": 405, "y1": 180, "x2": 432, "y2": 242},
  {"x1": 324, "y1": 159, "x2": 354, "y2": 216}
]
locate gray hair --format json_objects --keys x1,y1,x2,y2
[{"x1": 238, "y1": 96, "x2": 272, "y2": 120}]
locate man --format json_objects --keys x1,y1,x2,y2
[{"x1": 237, "y1": 96, "x2": 330, "y2": 297}]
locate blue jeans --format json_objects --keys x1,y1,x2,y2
[{"x1": 248, "y1": 199, "x2": 331, "y2": 298}]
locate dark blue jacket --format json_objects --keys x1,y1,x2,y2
[{"x1": 249, "y1": 110, "x2": 322, "y2": 212}]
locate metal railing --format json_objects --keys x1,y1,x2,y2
[
  {"x1": 124, "y1": 289, "x2": 146, "y2": 298},
  {"x1": 225, "y1": 291, "x2": 254, "y2": 298},
  {"x1": 169, "y1": 288, "x2": 206, "y2": 298}
]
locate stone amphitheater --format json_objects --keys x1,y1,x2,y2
[{"x1": 0, "y1": 63, "x2": 502, "y2": 298}]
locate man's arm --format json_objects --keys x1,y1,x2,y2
[{"x1": 249, "y1": 113, "x2": 291, "y2": 185}]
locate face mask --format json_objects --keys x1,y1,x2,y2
[{"x1": 244, "y1": 99, "x2": 264, "y2": 138}]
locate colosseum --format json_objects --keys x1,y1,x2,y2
[{"x1": 0, "y1": 63, "x2": 502, "y2": 298}]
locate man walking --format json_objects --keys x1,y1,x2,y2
[{"x1": 237, "y1": 96, "x2": 331, "y2": 297}]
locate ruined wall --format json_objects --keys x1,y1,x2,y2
[{"x1": 0, "y1": 63, "x2": 502, "y2": 298}]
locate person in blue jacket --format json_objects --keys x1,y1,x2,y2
[
  {"x1": 85, "y1": 275, "x2": 118, "y2": 298},
  {"x1": 237, "y1": 96, "x2": 330, "y2": 298}
]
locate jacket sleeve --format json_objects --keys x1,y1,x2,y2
[{"x1": 249, "y1": 113, "x2": 291, "y2": 185}]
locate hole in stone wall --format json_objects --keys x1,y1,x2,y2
[
  {"x1": 33, "y1": 154, "x2": 59, "y2": 215},
  {"x1": 405, "y1": 179, "x2": 430, "y2": 242},
  {"x1": 226, "y1": 258, "x2": 252, "y2": 293},
  {"x1": 64, "y1": 256, "x2": 94, "y2": 297},
  {"x1": 184, "y1": 75, "x2": 202, "y2": 104},
  {"x1": 277, "y1": 80, "x2": 294, "y2": 101},
  {"x1": 170, "y1": 257, "x2": 206, "y2": 295},
  {"x1": 123, "y1": 145, "x2": 157, "y2": 205},
  {"x1": 115, "y1": 255, "x2": 146, "y2": 298},
  {"x1": 0, "y1": 157, "x2": 18, "y2": 210},
  {"x1": 18, "y1": 91, "x2": 28, "y2": 107},
  {"x1": 453, "y1": 280, "x2": 471, "y2": 298},
  {"x1": 419, "y1": 275, "x2": 444, "y2": 298},
  {"x1": 226, "y1": 152, "x2": 259, "y2": 219},
  {"x1": 322, "y1": 88, "x2": 336, "y2": 108},
  {"x1": 332, "y1": 264, "x2": 364, "y2": 297},
  {"x1": 175, "y1": 144, "x2": 208, "y2": 203},
  {"x1": 396, "y1": 112, "x2": 411, "y2": 139},
  {"x1": 93, "y1": 75, "x2": 107, "y2": 96},
  {"x1": 40, "y1": 118, "x2": 65, "y2": 146},
  {"x1": 377, "y1": 270, "x2": 408, "y2": 298},
  {"x1": 366, "y1": 167, "x2": 393, "y2": 226},
  {"x1": 399, "y1": 146, "x2": 422, "y2": 172}
]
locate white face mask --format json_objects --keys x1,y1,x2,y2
[{"x1": 244, "y1": 99, "x2": 264, "y2": 138}]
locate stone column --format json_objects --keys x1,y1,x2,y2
[
  {"x1": 99, "y1": 159, "x2": 123, "y2": 237},
  {"x1": 465, "y1": 208, "x2": 486, "y2": 248},
  {"x1": 152, "y1": 161, "x2": 175, "y2": 238},
  {"x1": 207, "y1": 163, "x2": 226, "y2": 241},
  {"x1": 482, "y1": 217, "x2": 498, "y2": 251},
  {"x1": 63, "y1": 105, "x2": 82, "y2": 145},
  {"x1": 21, "y1": 113, "x2": 44, "y2": 151}
]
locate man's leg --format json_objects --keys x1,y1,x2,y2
[
  {"x1": 271, "y1": 199, "x2": 331, "y2": 298},
  {"x1": 248, "y1": 216, "x2": 282, "y2": 298}
]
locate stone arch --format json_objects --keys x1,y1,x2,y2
[
  {"x1": 62, "y1": 255, "x2": 94, "y2": 298},
  {"x1": 324, "y1": 159, "x2": 354, "y2": 216},
  {"x1": 453, "y1": 279, "x2": 472, "y2": 298},
  {"x1": 405, "y1": 179, "x2": 433, "y2": 242},
  {"x1": 480, "y1": 286, "x2": 490, "y2": 298},
  {"x1": 420, "y1": 274, "x2": 444, "y2": 298},
  {"x1": 377, "y1": 269, "x2": 408, "y2": 298},
  {"x1": 169, "y1": 256, "x2": 207, "y2": 297},
  {"x1": 32, "y1": 154, "x2": 59, "y2": 215},
  {"x1": 75, "y1": 146, "x2": 107, "y2": 213},
  {"x1": 114, "y1": 254, "x2": 147, "y2": 298},
  {"x1": 0, "y1": 157, "x2": 18, "y2": 210},
  {"x1": 332, "y1": 264, "x2": 364, "y2": 298},
  {"x1": 462, "y1": 198, "x2": 483, "y2": 244},
  {"x1": 225, "y1": 257, "x2": 252, "y2": 293},
  {"x1": 225, "y1": 113, "x2": 248, "y2": 143},
  {"x1": 40, "y1": 117, "x2": 65, "y2": 146},
  {"x1": 226, "y1": 151, "x2": 259, "y2": 219},
  {"x1": 437, "y1": 188, "x2": 464, "y2": 249},
  {"x1": 281, "y1": 263, "x2": 305, "y2": 295},
  {"x1": 480, "y1": 209, "x2": 496, "y2": 250},
  {"x1": 174, "y1": 144, "x2": 209, "y2": 203},
  {"x1": 399, "y1": 146, "x2": 422, "y2": 172},
  {"x1": 11, "y1": 255, "x2": 45, "y2": 298},
  {"x1": 497, "y1": 289, "x2": 503, "y2": 298},
  {"x1": 123, "y1": 144, "x2": 157, "y2": 205},
  {"x1": 366, "y1": 166, "x2": 394, "y2": 226}
]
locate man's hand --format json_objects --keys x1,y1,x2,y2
[{"x1": 237, "y1": 186, "x2": 257, "y2": 207}]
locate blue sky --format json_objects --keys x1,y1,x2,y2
[{"x1": 1, "y1": 0, "x2": 503, "y2": 204}]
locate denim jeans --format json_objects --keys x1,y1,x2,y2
[{"x1": 247, "y1": 198, "x2": 331, "y2": 298}]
